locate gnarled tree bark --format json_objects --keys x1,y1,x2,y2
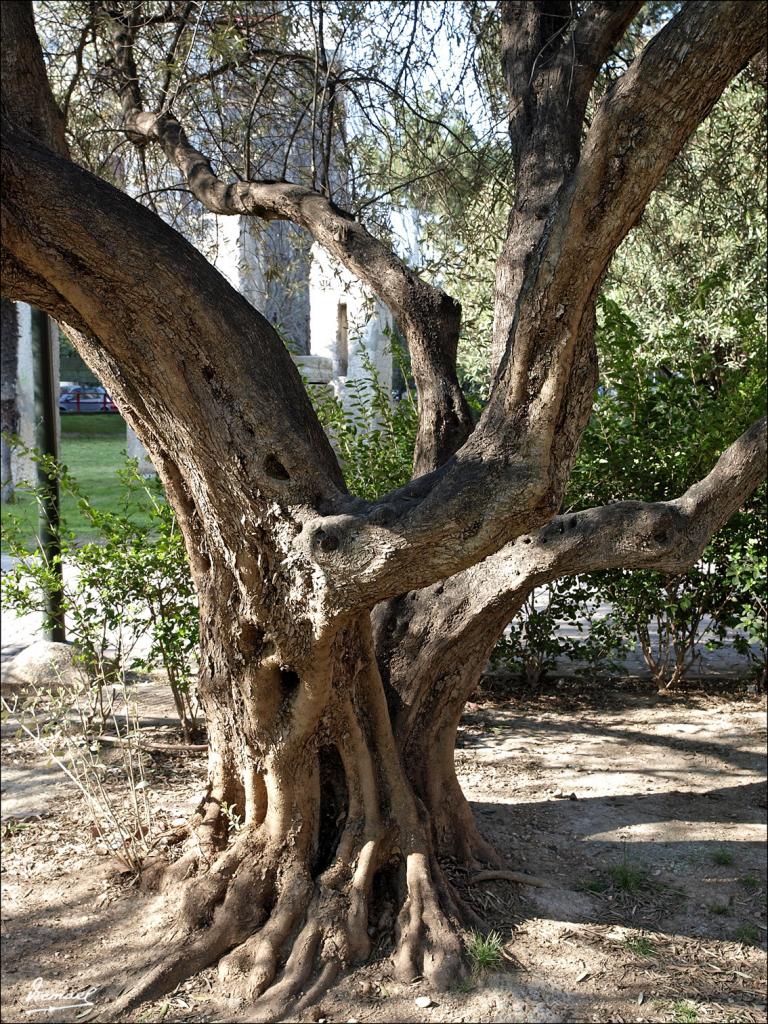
[{"x1": 1, "y1": 1, "x2": 766, "y2": 1018}]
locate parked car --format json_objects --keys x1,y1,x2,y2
[{"x1": 59, "y1": 384, "x2": 117, "y2": 413}]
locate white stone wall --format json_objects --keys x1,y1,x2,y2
[
  {"x1": 126, "y1": 426, "x2": 157, "y2": 477},
  {"x1": 294, "y1": 354, "x2": 334, "y2": 385},
  {"x1": 308, "y1": 242, "x2": 393, "y2": 408},
  {"x1": 11, "y1": 304, "x2": 35, "y2": 488},
  {"x1": 209, "y1": 215, "x2": 270, "y2": 312},
  {"x1": 204, "y1": 214, "x2": 312, "y2": 353}
]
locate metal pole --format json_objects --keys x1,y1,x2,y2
[{"x1": 31, "y1": 307, "x2": 66, "y2": 642}]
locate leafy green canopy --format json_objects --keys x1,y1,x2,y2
[{"x1": 573, "y1": 74, "x2": 766, "y2": 507}]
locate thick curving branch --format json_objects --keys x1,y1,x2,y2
[
  {"x1": 0, "y1": 2, "x2": 575, "y2": 617},
  {"x1": 106, "y1": 12, "x2": 473, "y2": 476},
  {"x1": 478, "y1": 1, "x2": 766, "y2": 522},
  {"x1": 385, "y1": 415, "x2": 767, "y2": 759},
  {"x1": 477, "y1": 417, "x2": 767, "y2": 601},
  {"x1": 561, "y1": 1, "x2": 768, "y2": 296},
  {"x1": 1, "y1": 126, "x2": 345, "y2": 512},
  {"x1": 2, "y1": 4, "x2": 342, "y2": 513},
  {"x1": 491, "y1": 1, "x2": 642, "y2": 370},
  {"x1": 419, "y1": 415, "x2": 768, "y2": 674}
]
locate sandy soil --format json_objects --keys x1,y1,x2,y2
[{"x1": 1, "y1": 681, "x2": 766, "y2": 1024}]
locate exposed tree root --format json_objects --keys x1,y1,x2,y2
[
  {"x1": 470, "y1": 868, "x2": 555, "y2": 889},
  {"x1": 111, "y1": 826, "x2": 277, "y2": 1016},
  {"x1": 140, "y1": 782, "x2": 232, "y2": 891},
  {"x1": 108, "y1": 619, "x2": 481, "y2": 1020},
  {"x1": 392, "y1": 851, "x2": 464, "y2": 989},
  {"x1": 110, "y1": 814, "x2": 469, "y2": 1022}
]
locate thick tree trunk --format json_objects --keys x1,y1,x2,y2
[
  {"x1": 114, "y1": 584, "x2": 466, "y2": 1018},
  {"x1": 375, "y1": 588, "x2": 521, "y2": 870}
]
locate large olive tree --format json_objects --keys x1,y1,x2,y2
[{"x1": 2, "y1": 1, "x2": 766, "y2": 1017}]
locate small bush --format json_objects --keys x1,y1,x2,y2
[
  {"x1": 739, "y1": 874, "x2": 760, "y2": 892},
  {"x1": 734, "y1": 923, "x2": 760, "y2": 945},
  {"x1": 491, "y1": 578, "x2": 628, "y2": 685},
  {"x1": 2, "y1": 452, "x2": 199, "y2": 739},
  {"x1": 671, "y1": 1001, "x2": 698, "y2": 1023},
  {"x1": 310, "y1": 344, "x2": 417, "y2": 500},
  {"x1": 712, "y1": 848, "x2": 734, "y2": 866},
  {"x1": 610, "y1": 860, "x2": 649, "y2": 893},
  {"x1": 1, "y1": 683, "x2": 155, "y2": 874},
  {"x1": 467, "y1": 930, "x2": 505, "y2": 974},
  {"x1": 624, "y1": 935, "x2": 656, "y2": 956}
]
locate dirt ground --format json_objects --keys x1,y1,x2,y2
[{"x1": 1, "y1": 680, "x2": 766, "y2": 1024}]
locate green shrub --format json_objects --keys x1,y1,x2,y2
[
  {"x1": 309, "y1": 345, "x2": 417, "y2": 500},
  {"x1": 491, "y1": 577, "x2": 628, "y2": 685},
  {"x1": 564, "y1": 289, "x2": 766, "y2": 688},
  {"x1": 2, "y1": 453, "x2": 199, "y2": 738},
  {"x1": 466, "y1": 930, "x2": 505, "y2": 974}
]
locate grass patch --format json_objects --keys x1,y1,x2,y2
[
  {"x1": 672, "y1": 1001, "x2": 698, "y2": 1023},
  {"x1": 455, "y1": 978, "x2": 477, "y2": 994},
  {"x1": 624, "y1": 935, "x2": 656, "y2": 957},
  {"x1": 712, "y1": 848, "x2": 734, "y2": 866},
  {"x1": 61, "y1": 413, "x2": 127, "y2": 438},
  {"x1": 610, "y1": 860, "x2": 649, "y2": 892},
  {"x1": 2, "y1": 414, "x2": 157, "y2": 547},
  {"x1": 739, "y1": 874, "x2": 760, "y2": 892},
  {"x1": 709, "y1": 902, "x2": 730, "y2": 915},
  {"x1": 467, "y1": 930, "x2": 505, "y2": 974},
  {"x1": 734, "y1": 923, "x2": 760, "y2": 945}
]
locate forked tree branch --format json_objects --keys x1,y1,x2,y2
[
  {"x1": 1, "y1": 90, "x2": 539, "y2": 613},
  {"x1": 570, "y1": 1, "x2": 645, "y2": 81},
  {"x1": 303, "y1": 0, "x2": 765, "y2": 611},
  {"x1": 375, "y1": 416, "x2": 766, "y2": 756},
  {"x1": 564, "y1": 1, "x2": 768, "y2": 293},
  {"x1": 478, "y1": 1, "x2": 766, "y2": 515},
  {"x1": 417, "y1": 416, "x2": 768, "y2": 650},
  {"x1": 104, "y1": 11, "x2": 473, "y2": 476},
  {"x1": 382, "y1": 416, "x2": 767, "y2": 739},
  {"x1": 2, "y1": 1, "x2": 764, "y2": 616}
]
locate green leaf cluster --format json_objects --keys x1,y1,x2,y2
[{"x1": 309, "y1": 344, "x2": 418, "y2": 500}]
